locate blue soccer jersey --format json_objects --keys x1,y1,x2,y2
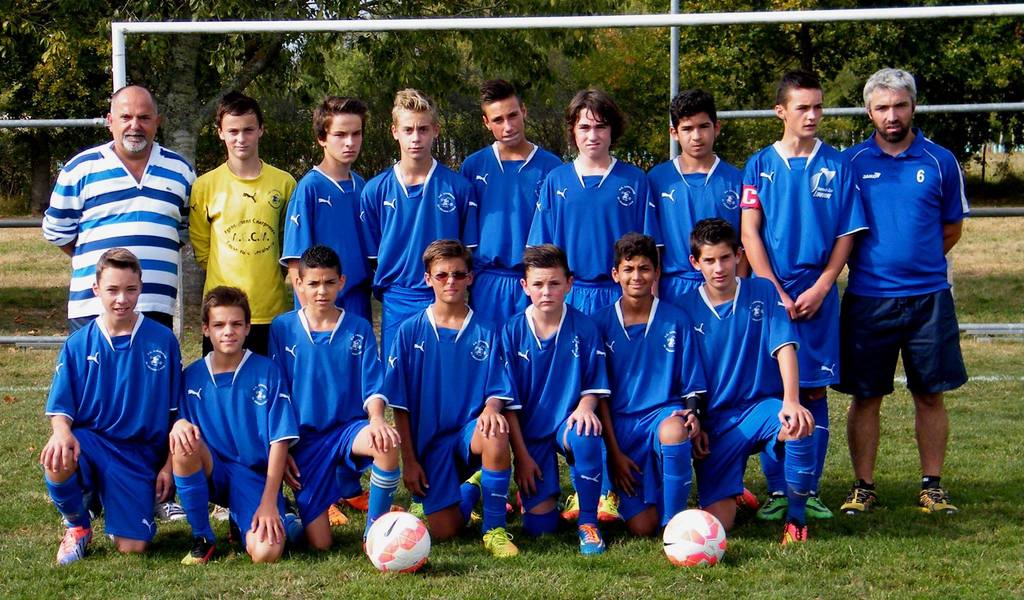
[
  {"x1": 591, "y1": 299, "x2": 706, "y2": 418},
  {"x1": 181, "y1": 351, "x2": 299, "y2": 470},
  {"x1": 267, "y1": 309, "x2": 384, "y2": 437},
  {"x1": 461, "y1": 143, "x2": 562, "y2": 271},
  {"x1": 45, "y1": 315, "x2": 182, "y2": 446},
  {"x1": 845, "y1": 130, "x2": 970, "y2": 297},
  {"x1": 678, "y1": 278, "x2": 799, "y2": 435},
  {"x1": 382, "y1": 308, "x2": 515, "y2": 458},
  {"x1": 359, "y1": 160, "x2": 478, "y2": 292},
  {"x1": 281, "y1": 167, "x2": 372, "y2": 307},
  {"x1": 528, "y1": 159, "x2": 660, "y2": 284},
  {"x1": 648, "y1": 156, "x2": 742, "y2": 281},
  {"x1": 740, "y1": 140, "x2": 868, "y2": 294},
  {"x1": 501, "y1": 305, "x2": 610, "y2": 442}
]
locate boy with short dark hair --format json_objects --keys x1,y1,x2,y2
[
  {"x1": 592, "y1": 233, "x2": 706, "y2": 536},
  {"x1": 190, "y1": 91, "x2": 297, "y2": 356},
  {"x1": 383, "y1": 239, "x2": 518, "y2": 557},
  {"x1": 171, "y1": 286, "x2": 300, "y2": 564},
  {"x1": 462, "y1": 79, "x2": 562, "y2": 323},
  {"x1": 41, "y1": 248, "x2": 183, "y2": 565},
  {"x1": 281, "y1": 97, "x2": 375, "y2": 321},
  {"x1": 677, "y1": 218, "x2": 816, "y2": 544},
  {"x1": 268, "y1": 245, "x2": 400, "y2": 550},
  {"x1": 648, "y1": 89, "x2": 744, "y2": 305},
  {"x1": 502, "y1": 244, "x2": 610, "y2": 554}
]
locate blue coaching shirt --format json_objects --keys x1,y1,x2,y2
[
  {"x1": 359, "y1": 160, "x2": 478, "y2": 292},
  {"x1": 461, "y1": 143, "x2": 562, "y2": 271},
  {"x1": 268, "y1": 309, "x2": 385, "y2": 437},
  {"x1": 528, "y1": 159, "x2": 660, "y2": 283},
  {"x1": 740, "y1": 140, "x2": 868, "y2": 293},
  {"x1": 45, "y1": 315, "x2": 182, "y2": 446},
  {"x1": 181, "y1": 351, "x2": 299, "y2": 471},
  {"x1": 592, "y1": 299, "x2": 706, "y2": 418},
  {"x1": 382, "y1": 308, "x2": 516, "y2": 457},
  {"x1": 281, "y1": 168, "x2": 372, "y2": 306},
  {"x1": 648, "y1": 156, "x2": 742, "y2": 280},
  {"x1": 501, "y1": 305, "x2": 610, "y2": 442},
  {"x1": 845, "y1": 130, "x2": 969, "y2": 297},
  {"x1": 678, "y1": 278, "x2": 798, "y2": 435}
]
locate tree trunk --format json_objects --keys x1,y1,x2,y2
[{"x1": 28, "y1": 130, "x2": 52, "y2": 216}]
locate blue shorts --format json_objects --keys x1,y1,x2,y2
[
  {"x1": 470, "y1": 267, "x2": 530, "y2": 324},
  {"x1": 415, "y1": 420, "x2": 480, "y2": 516},
  {"x1": 695, "y1": 399, "x2": 786, "y2": 506},
  {"x1": 208, "y1": 453, "x2": 287, "y2": 536},
  {"x1": 567, "y1": 280, "x2": 621, "y2": 316},
  {"x1": 612, "y1": 406, "x2": 683, "y2": 521},
  {"x1": 519, "y1": 416, "x2": 603, "y2": 512},
  {"x1": 659, "y1": 274, "x2": 704, "y2": 307},
  {"x1": 291, "y1": 421, "x2": 372, "y2": 524},
  {"x1": 783, "y1": 283, "x2": 840, "y2": 387},
  {"x1": 379, "y1": 286, "x2": 434, "y2": 356},
  {"x1": 835, "y1": 289, "x2": 967, "y2": 398},
  {"x1": 73, "y1": 429, "x2": 161, "y2": 542}
]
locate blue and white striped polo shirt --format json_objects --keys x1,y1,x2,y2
[{"x1": 42, "y1": 141, "x2": 194, "y2": 319}]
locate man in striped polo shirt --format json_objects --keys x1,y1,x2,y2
[{"x1": 43, "y1": 85, "x2": 195, "y2": 332}]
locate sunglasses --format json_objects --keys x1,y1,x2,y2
[{"x1": 430, "y1": 271, "x2": 470, "y2": 282}]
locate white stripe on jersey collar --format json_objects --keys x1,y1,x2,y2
[
  {"x1": 490, "y1": 142, "x2": 539, "y2": 174},
  {"x1": 770, "y1": 139, "x2": 822, "y2": 170},
  {"x1": 697, "y1": 277, "x2": 742, "y2": 320},
  {"x1": 572, "y1": 157, "x2": 617, "y2": 189},
  {"x1": 203, "y1": 349, "x2": 254, "y2": 385},
  {"x1": 95, "y1": 312, "x2": 145, "y2": 350},
  {"x1": 613, "y1": 297, "x2": 659, "y2": 339},
  {"x1": 425, "y1": 304, "x2": 474, "y2": 343},
  {"x1": 312, "y1": 166, "x2": 356, "y2": 195},
  {"x1": 673, "y1": 155, "x2": 721, "y2": 187},
  {"x1": 392, "y1": 158, "x2": 438, "y2": 197},
  {"x1": 524, "y1": 303, "x2": 567, "y2": 349},
  {"x1": 297, "y1": 307, "x2": 345, "y2": 344}
]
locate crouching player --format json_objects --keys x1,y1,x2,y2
[
  {"x1": 171, "y1": 287, "x2": 300, "y2": 564},
  {"x1": 502, "y1": 244, "x2": 611, "y2": 554},
  {"x1": 41, "y1": 248, "x2": 183, "y2": 565},
  {"x1": 383, "y1": 240, "x2": 519, "y2": 557},
  {"x1": 678, "y1": 218, "x2": 816, "y2": 543},
  {"x1": 592, "y1": 233, "x2": 706, "y2": 536},
  {"x1": 268, "y1": 245, "x2": 400, "y2": 549}
]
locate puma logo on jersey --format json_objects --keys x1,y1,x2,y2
[
  {"x1": 661, "y1": 190, "x2": 677, "y2": 202},
  {"x1": 187, "y1": 388, "x2": 203, "y2": 401},
  {"x1": 86, "y1": 352, "x2": 100, "y2": 365},
  {"x1": 284, "y1": 345, "x2": 297, "y2": 359},
  {"x1": 289, "y1": 214, "x2": 300, "y2": 227},
  {"x1": 605, "y1": 341, "x2": 616, "y2": 354},
  {"x1": 820, "y1": 363, "x2": 836, "y2": 377},
  {"x1": 475, "y1": 174, "x2": 489, "y2": 185},
  {"x1": 413, "y1": 341, "x2": 425, "y2": 352},
  {"x1": 555, "y1": 187, "x2": 568, "y2": 199},
  {"x1": 317, "y1": 197, "x2": 332, "y2": 206},
  {"x1": 388, "y1": 355, "x2": 398, "y2": 369},
  {"x1": 693, "y1": 323, "x2": 706, "y2": 336},
  {"x1": 242, "y1": 192, "x2": 258, "y2": 203},
  {"x1": 383, "y1": 199, "x2": 397, "y2": 210},
  {"x1": 759, "y1": 171, "x2": 775, "y2": 183},
  {"x1": 517, "y1": 350, "x2": 530, "y2": 362}
]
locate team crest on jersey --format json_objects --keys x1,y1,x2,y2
[
  {"x1": 722, "y1": 190, "x2": 740, "y2": 210},
  {"x1": 663, "y1": 329, "x2": 677, "y2": 353},
  {"x1": 436, "y1": 192, "x2": 457, "y2": 213},
  {"x1": 617, "y1": 186, "x2": 636, "y2": 207},
  {"x1": 810, "y1": 167, "x2": 837, "y2": 200},
  {"x1": 750, "y1": 300, "x2": 765, "y2": 322},
  {"x1": 571, "y1": 335, "x2": 581, "y2": 358},
  {"x1": 471, "y1": 340, "x2": 490, "y2": 362},
  {"x1": 251, "y1": 383, "x2": 270, "y2": 406},
  {"x1": 145, "y1": 349, "x2": 168, "y2": 372},
  {"x1": 350, "y1": 334, "x2": 365, "y2": 356},
  {"x1": 268, "y1": 189, "x2": 284, "y2": 209}
]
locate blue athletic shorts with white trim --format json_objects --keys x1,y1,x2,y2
[
  {"x1": 519, "y1": 415, "x2": 604, "y2": 513},
  {"x1": 695, "y1": 399, "x2": 786, "y2": 507},
  {"x1": 470, "y1": 267, "x2": 530, "y2": 325},
  {"x1": 567, "y1": 280, "x2": 621, "y2": 317},
  {"x1": 291, "y1": 420, "x2": 372, "y2": 524},
  {"x1": 612, "y1": 405, "x2": 684, "y2": 522},
  {"x1": 835, "y1": 289, "x2": 967, "y2": 398},
  {"x1": 208, "y1": 452, "x2": 287, "y2": 537},
  {"x1": 379, "y1": 286, "x2": 434, "y2": 356},
  {"x1": 659, "y1": 274, "x2": 704, "y2": 307},
  {"x1": 73, "y1": 428, "x2": 161, "y2": 542},
  {"x1": 785, "y1": 283, "x2": 841, "y2": 387},
  {"x1": 414, "y1": 420, "x2": 480, "y2": 516}
]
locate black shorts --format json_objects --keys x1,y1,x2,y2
[
  {"x1": 201, "y1": 322, "x2": 270, "y2": 356},
  {"x1": 834, "y1": 289, "x2": 967, "y2": 399}
]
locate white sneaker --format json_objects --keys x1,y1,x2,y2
[
  {"x1": 155, "y1": 501, "x2": 187, "y2": 522},
  {"x1": 210, "y1": 504, "x2": 230, "y2": 522}
]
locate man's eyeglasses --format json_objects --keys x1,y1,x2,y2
[{"x1": 430, "y1": 271, "x2": 470, "y2": 282}]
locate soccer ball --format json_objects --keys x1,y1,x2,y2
[
  {"x1": 662, "y1": 509, "x2": 727, "y2": 567},
  {"x1": 365, "y1": 511, "x2": 431, "y2": 573}
]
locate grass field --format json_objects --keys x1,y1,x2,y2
[{"x1": 1, "y1": 224, "x2": 1022, "y2": 598}]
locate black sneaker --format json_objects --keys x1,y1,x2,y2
[
  {"x1": 840, "y1": 484, "x2": 878, "y2": 515},
  {"x1": 181, "y1": 536, "x2": 215, "y2": 565}
]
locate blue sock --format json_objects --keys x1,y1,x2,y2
[
  {"x1": 783, "y1": 435, "x2": 816, "y2": 526},
  {"x1": 45, "y1": 475, "x2": 90, "y2": 528},
  {"x1": 600, "y1": 446, "x2": 613, "y2": 496},
  {"x1": 283, "y1": 512, "x2": 304, "y2": 544},
  {"x1": 565, "y1": 429, "x2": 603, "y2": 526},
  {"x1": 480, "y1": 468, "x2": 511, "y2": 533},
  {"x1": 760, "y1": 446, "x2": 786, "y2": 495},
  {"x1": 458, "y1": 479, "x2": 481, "y2": 523},
  {"x1": 366, "y1": 465, "x2": 401, "y2": 532},
  {"x1": 660, "y1": 441, "x2": 693, "y2": 527},
  {"x1": 804, "y1": 395, "x2": 830, "y2": 493},
  {"x1": 174, "y1": 470, "x2": 215, "y2": 540},
  {"x1": 522, "y1": 509, "x2": 559, "y2": 536}
]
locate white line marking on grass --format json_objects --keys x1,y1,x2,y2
[{"x1": 894, "y1": 375, "x2": 1023, "y2": 384}]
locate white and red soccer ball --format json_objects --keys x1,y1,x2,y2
[
  {"x1": 365, "y1": 511, "x2": 431, "y2": 573},
  {"x1": 662, "y1": 509, "x2": 727, "y2": 567}
]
